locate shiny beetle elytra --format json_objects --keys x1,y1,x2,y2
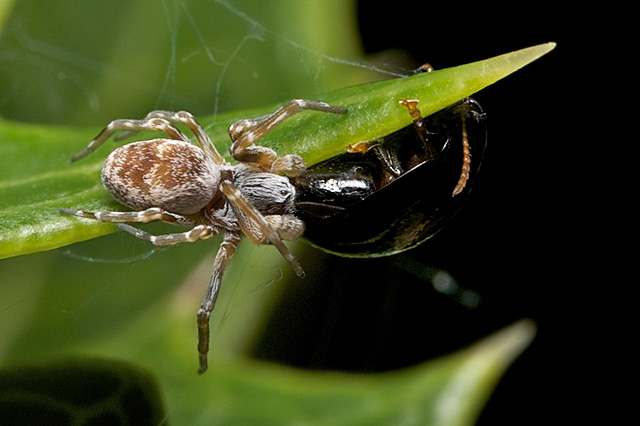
[{"x1": 293, "y1": 98, "x2": 486, "y2": 257}]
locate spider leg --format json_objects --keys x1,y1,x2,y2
[
  {"x1": 117, "y1": 110, "x2": 225, "y2": 166},
  {"x1": 196, "y1": 230, "x2": 242, "y2": 374},
  {"x1": 263, "y1": 214, "x2": 305, "y2": 241},
  {"x1": 59, "y1": 207, "x2": 194, "y2": 226},
  {"x1": 219, "y1": 180, "x2": 304, "y2": 278},
  {"x1": 71, "y1": 118, "x2": 190, "y2": 162},
  {"x1": 228, "y1": 99, "x2": 347, "y2": 171},
  {"x1": 116, "y1": 223, "x2": 215, "y2": 246}
]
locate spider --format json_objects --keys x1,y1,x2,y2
[{"x1": 60, "y1": 99, "x2": 347, "y2": 374}]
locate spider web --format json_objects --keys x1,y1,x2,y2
[{"x1": 0, "y1": 0, "x2": 409, "y2": 126}]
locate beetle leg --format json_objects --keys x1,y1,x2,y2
[
  {"x1": 197, "y1": 230, "x2": 242, "y2": 374},
  {"x1": 219, "y1": 180, "x2": 305, "y2": 278},
  {"x1": 71, "y1": 118, "x2": 190, "y2": 162},
  {"x1": 444, "y1": 98, "x2": 474, "y2": 196},
  {"x1": 452, "y1": 118, "x2": 471, "y2": 196},
  {"x1": 228, "y1": 99, "x2": 347, "y2": 170},
  {"x1": 371, "y1": 144, "x2": 403, "y2": 178},
  {"x1": 400, "y1": 98, "x2": 472, "y2": 196},
  {"x1": 399, "y1": 99, "x2": 438, "y2": 161},
  {"x1": 411, "y1": 63, "x2": 435, "y2": 74}
]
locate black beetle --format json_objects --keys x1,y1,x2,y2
[{"x1": 293, "y1": 98, "x2": 486, "y2": 257}]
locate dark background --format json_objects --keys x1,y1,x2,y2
[{"x1": 254, "y1": 3, "x2": 585, "y2": 425}]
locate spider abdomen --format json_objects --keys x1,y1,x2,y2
[{"x1": 102, "y1": 139, "x2": 220, "y2": 215}]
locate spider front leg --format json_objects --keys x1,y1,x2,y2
[
  {"x1": 197, "y1": 230, "x2": 242, "y2": 374},
  {"x1": 70, "y1": 118, "x2": 191, "y2": 162},
  {"x1": 228, "y1": 99, "x2": 347, "y2": 173},
  {"x1": 115, "y1": 110, "x2": 225, "y2": 166},
  {"x1": 220, "y1": 180, "x2": 304, "y2": 277}
]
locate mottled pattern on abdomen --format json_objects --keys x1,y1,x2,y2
[{"x1": 101, "y1": 139, "x2": 220, "y2": 215}]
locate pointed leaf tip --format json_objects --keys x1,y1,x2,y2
[
  {"x1": 431, "y1": 320, "x2": 537, "y2": 426},
  {"x1": 499, "y1": 42, "x2": 557, "y2": 71}
]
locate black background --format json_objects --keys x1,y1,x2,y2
[{"x1": 254, "y1": 3, "x2": 591, "y2": 426}]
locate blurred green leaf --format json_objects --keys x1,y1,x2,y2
[
  {"x1": 0, "y1": 315, "x2": 535, "y2": 426},
  {"x1": 0, "y1": 0, "x2": 16, "y2": 28},
  {"x1": 197, "y1": 320, "x2": 536, "y2": 426},
  {"x1": 0, "y1": 43, "x2": 556, "y2": 260},
  {"x1": 0, "y1": 357, "x2": 166, "y2": 426},
  {"x1": 0, "y1": 0, "x2": 367, "y2": 125},
  {"x1": 1, "y1": 219, "x2": 537, "y2": 425}
]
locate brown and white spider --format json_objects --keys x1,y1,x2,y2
[{"x1": 60, "y1": 99, "x2": 347, "y2": 374}]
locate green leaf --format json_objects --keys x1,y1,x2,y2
[
  {"x1": 0, "y1": 43, "x2": 555, "y2": 260},
  {"x1": 199, "y1": 320, "x2": 536, "y2": 426},
  {"x1": 1, "y1": 313, "x2": 535, "y2": 425},
  {"x1": 0, "y1": 231, "x2": 537, "y2": 424},
  {"x1": 0, "y1": 0, "x2": 16, "y2": 28},
  {"x1": 0, "y1": 357, "x2": 166, "y2": 426}
]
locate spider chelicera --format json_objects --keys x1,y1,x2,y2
[{"x1": 60, "y1": 99, "x2": 347, "y2": 374}]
